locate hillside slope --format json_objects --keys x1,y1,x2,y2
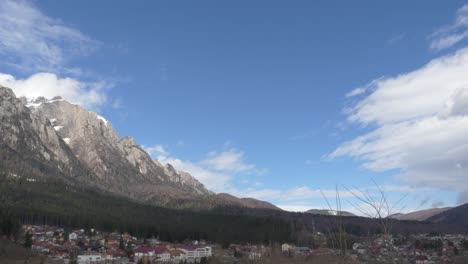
[
  {"x1": 390, "y1": 207, "x2": 452, "y2": 221},
  {"x1": 427, "y1": 203, "x2": 468, "y2": 230}
]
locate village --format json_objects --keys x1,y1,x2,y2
[
  {"x1": 25, "y1": 224, "x2": 468, "y2": 264},
  {"x1": 280, "y1": 233, "x2": 468, "y2": 264},
  {"x1": 26, "y1": 225, "x2": 212, "y2": 263},
  {"x1": 347, "y1": 233, "x2": 468, "y2": 263}
]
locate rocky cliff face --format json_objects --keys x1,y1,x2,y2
[
  {"x1": 0, "y1": 86, "x2": 92, "y2": 183},
  {"x1": 28, "y1": 96, "x2": 210, "y2": 197},
  {"x1": 0, "y1": 85, "x2": 279, "y2": 211}
]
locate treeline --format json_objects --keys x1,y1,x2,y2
[
  {"x1": 208, "y1": 202, "x2": 460, "y2": 240},
  {"x1": 0, "y1": 173, "x2": 290, "y2": 244},
  {"x1": 0, "y1": 169, "x2": 463, "y2": 248}
]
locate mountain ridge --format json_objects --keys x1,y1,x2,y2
[
  {"x1": 427, "y1": 203, "x2": 468, "y2": 227},
  {"x1": 0, "y1": 85, "x2": 279, "y2": 211},
  {"x1": 389, "y1": 207, "x2": 452, "y2": 221}
]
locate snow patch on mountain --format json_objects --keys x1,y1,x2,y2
[{"x1": 96, "y1": 114, "x2": 109, "y2": 126}]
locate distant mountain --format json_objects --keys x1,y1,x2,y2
[
  {"x1": 306, "y1": 209, "x2": 355, "y2": 217},
  {"x1": 0, "y1": 85, "x2": 278, "y2": 211},
  {"x1": 390, "y1": 207, "x2": 452, "y2": 221},
  {"x1": 427, "y1": 203, "x2": 468, "y2": 230}
]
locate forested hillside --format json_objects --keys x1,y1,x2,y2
[
  {"x1": 2, "y1": 169, "x2": 464, "y2": 250},
  {"x1": 0, "y1": 172, "x2": 289, "y2": 245}
]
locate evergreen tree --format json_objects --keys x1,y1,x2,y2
[
  {"x1": 119, "y1": 235, "x2": 125, "y2": 250},
  {"x1": 24, "y1": 232, "x2": 32, "y2": 248},
  {"x1": 63, "y1": 230, "x2": 69, "y2": 242},
  {"x1": 462, "y1": 239, "x2": 468, "y2": 250}
]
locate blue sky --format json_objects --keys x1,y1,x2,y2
[{"x1": 1, "y1": 0, "x2": 468, "y2": 213}]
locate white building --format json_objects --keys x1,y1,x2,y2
[
  {"x1": 281, "y1": 243, "x2": 295, "y2": 253},
  {"x1": 154, "y1": 247, "x2": 171, "y2": 262},
  {"x1": 176, "y1": 245, "x2": 212, "y2": 259},
  {"x1": 69, "y1": 232, "x2": 78, "y2": 240},
  {"x1": 77, "y1": 255, "x2": 104, "y2": 264}
]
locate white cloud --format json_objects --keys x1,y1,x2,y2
[
  {"x1": 345, "y1": 48, "x2": 468, "y2": 125},
  {"x1": 151, "y1": 145, "x2": 414, "y2": 212},
  {"x1": 0, "y1": 72, "x2": 107, "y2": 109},
  {"x1": 143, "y1": 145, "x2": 168, "y2": 157},
  {"x1": 0, "y1": 0, "x2": 98, "y2": 73},
  {"x1": 202, "y1": 149, "x2": 257, "y2": 173},
  {"x1": 346, "y1": 78, "x2": 383, "y2": 98},
  {"x1": 0, "y1": 1, "x2": 111, "y2": 110},
  {"x1": 387, "y1": 34, "x2": 405, "y2": 46},
  {"x1": 146, "y1": 146, "x2": 240, "y2": 192},
  {"x1": 151, "y1": 144, "x2": 358, "y2": 206},
  {"x1": 430, "y1": 4, "x2": 468, "y2": 51},
  {"x1": 377, "y1": 185, "x2": 428, "y2": 193},
  {"x1": 150, "y1": 145, "x2": 267, "y2": 192},
  {"x1": 276, "y1": 204, "x2": 317, "y2": 212},
  {"x1": 227, "y1": 186, "x2": 354, "y2": 202},
  {"x1": 158, "y1": 156, "x2": 231, "y2": 192},
  {"x1": 330, "y1": 47, "x2": 468, "y2": 203}
]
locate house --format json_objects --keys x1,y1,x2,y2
[
  {"x1": 154, "y1": 246, "x2": 171, "y2": 262},
  {"x1": 248, "y1": 251, "x2": 262, "y2": 260},
  {"x1": 295, "y1": 247, "x2": 311, "y2": 255},
  {"x1": 169, "y1": 249, "x2": 186, "y2": 262},
  {"x1": 134, "y1": 246, "x2": 156, "y2": 263},
  {"x1": 352, "y1": 243, "x2": 362, "y2": 251},
  {"x1": 281, "y1": 243, "x2": 295, "y2": 253},
  {"x1": 77, "y1": 254, "x2": 104, "y2": 264},
  {"x1": 193, "y1": 246, "x2": 212, "y2": 258},
  {"x1": 175, "y1": 244, "x2": 212, "y2": 259},
  {"x1": 32, "y1": 241, "x2": 50, "y2": 253},
  {"x1": 415, "y1": 255, "x2": 429, "y2": 264}
]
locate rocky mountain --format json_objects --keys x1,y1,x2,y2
[
  {"x1": 0, "y1": 85, "x2": 278, "y2": 210},
  {"x1": 306, "y1": 209, "x2": 355, "y2": 217},
  {"x1": 29, "y1": 96, "x2": 209, "y2": 196},
  {"x1": 389, "y1": 207, "x2": 452, "y2": 221},
  {"x1": 0, "y1": 86, "x2": 94, "y2": 185}
]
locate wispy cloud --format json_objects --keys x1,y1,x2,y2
[
  {"x1": 201, "y1": 149, "x2": 258, "y2": 174},
  {"x1": 149, "y1": 146, "x2": 262, "y2": 192},
  {"x1": 0, "y1": 0, "x2": 99, "y2": 74},
  {"x1": 330, "y1": 47, "x2": 468, "y2": 203},
  {"x1": 345, "y1": 78, "x2": 384, "y2": 98},
  {"x1": 387, "y1": 34, "x2": 405, "y2": 46},
  {"x1": 157, "y1": 155, "x2": 232, "y2": 192},
  {"x1": 227, "y1": 186, "x2": 355, "y2": 202},
  {"x1": 276, "y1": 204, "x2": 318, "y2": 212},
  {"x1": 429, "y1": 4, "x2": 468, "y2": 51},
  {"x1": 143, "y1": 145, "x2": 169, "y2": 157},
  {"x1": 0, "y1": 0, "x2": 115, "y2": 110}
]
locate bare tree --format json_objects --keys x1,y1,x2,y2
[
  {"x1": 320, "y1": 185, "x2": 347, "y2": 256},
  {"x1": 345, "y1": 180, "x2": 407, "y2": 249}
]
